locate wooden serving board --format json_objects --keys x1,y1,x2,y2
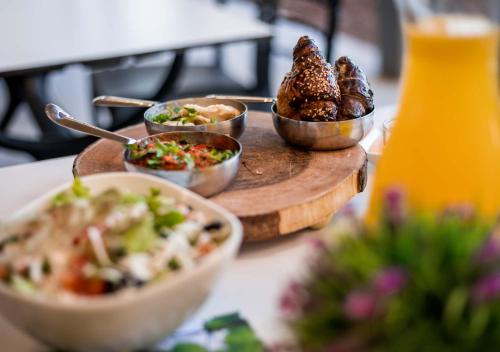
[{"x1": 74, "y1": 112, "x2": 367, "y2": 241}]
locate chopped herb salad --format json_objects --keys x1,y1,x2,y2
[
  {"x1": 0, "y1": 179, "x2": 230, "y2": 298},
  {"x1": 151, "y1": 104, "x2": 240, "y2": 126},
  {"x1": 126, "y1": 139, "x2": 236, "y2": 171}
]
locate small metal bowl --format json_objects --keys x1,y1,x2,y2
[
  {"x1": 144, "y1": 98, "x2": 247, "y2": 139},
  {"x1": 271, "y1": 104, "x2": 375, "y2": 150},
  {"x1": 92, "y1": 95, "x2": 247, "y2": 140},
  {"x1": 124, "y1": 131, "x2": 242, "y2": 197},
  {"x1": 46, "y1": 104, "x2": 242, "y2": 197}
]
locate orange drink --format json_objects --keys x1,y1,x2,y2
[{"x1": 367, "y1": 15, "x2": 500, "y2": 224}]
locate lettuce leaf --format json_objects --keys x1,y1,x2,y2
[{"x1": 123, "y1": 214, "x2": 156, "y2": 253}]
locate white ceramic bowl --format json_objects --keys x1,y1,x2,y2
[{"x1": 0, "y1": 173, "x2": 243, "y2": 352}]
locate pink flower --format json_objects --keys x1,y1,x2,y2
[
  {"x1": 373, "y1": 267, "x2": 408, "y2": 296},
  {"x1": 476, "y1": 225, "x2": 500, "y2": 264},
  {"x1": 343, "y1": 290, "x2": 377, "y2": 320},
  {"x1": 280, "y1": 281, "x2": 304, "y2": 318},
  {"x1": 383, "y1": 187, "x2": 406, "y2": 226},
  {"x1": 472, "y1": 273, "x2": 500, "y2": 303},
  {"x1": 307, "y1": 237, "x2": 327, "y2": 251},
  {"x1": 476, "y1": 236, "x2": 500, "y2": 264}
]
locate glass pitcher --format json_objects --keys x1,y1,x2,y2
[{"x1": 366, "y1": 0, "x2": 500, "y2": 224}]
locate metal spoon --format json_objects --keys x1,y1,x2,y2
[
  {"x1": 44, "y1": 103, "x2": 242, "y2": 197},
  {"x1": 204, "y1": 95, "x2": 275, "y2": 104},
  {"x1": 45, "y1": 103, "x2": 137, "y2": 145},
  {"x1": 92, "y1": 96, "x2": 158, "y2": 108},
  {"x1": 92, "y1": 95, "x2": 275, "y2": 107}
]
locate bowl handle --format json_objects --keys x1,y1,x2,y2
[
  {"x1": 92, "y1": 96, "x2": 158, "y2": 108},
  {"x1": 205, "y1": 95, "x2": 275, "y2": 104}
]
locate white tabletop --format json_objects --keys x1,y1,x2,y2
[
  {"x1": 0, "y1": 0, "x2": 272, "y2": 75},
  {"x1": 0, "y1": 107, "x2": 395, "y2": 351}
]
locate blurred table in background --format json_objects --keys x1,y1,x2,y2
[{"x1": 0, "y1": 0, "x2": 272, "y2": 159}]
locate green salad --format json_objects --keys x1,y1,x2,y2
[
  {"x1": 151, "y1": 104, "x2": 240, "y2": 126},
  {"x1": 0, "y1": 179, "x2": 230, "y2": 298},
  {"x1": 127, "y1": 139, "x2": 236, "y2": 171}
]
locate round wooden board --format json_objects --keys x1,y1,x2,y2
[{"x1": 74, "y1": 111, "x2": 367, "y2": 241}]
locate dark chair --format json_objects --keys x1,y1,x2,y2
[
  {"x1": 0, "y1": 74, "x2": 97, "y2": 160},
  {"x1": 0, "y1": 1, "x2": 272, "y2": 161},
  {"x1": 255, "y1": 0, "x2": 341, "y2": 62}
]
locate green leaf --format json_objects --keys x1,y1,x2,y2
[
  {"x1": 184, "y1": 154, "x2": 195, "y2": 170},
  {"x1": 224, "y1": 326, "x2": 264, "y2": 352},
  {"x1": 204, "y1": 312, "x2": 247, "y2": 332},
  {"x1": 52, "y1": 177, "x2": 90, "y2": 206},
  {"x1": 155, "y1": 211, "x2": 185, "y2": 230},
  {"x1": 72, "y1": 177, "x2": 90, "y2": 198},
  {"x1": 155, "y1": 139, "x2": 169, "y2": 158},
  {"x1": 185, "y1": 106, "x2": 197, "y2": 114},
  {"x1": 11, "y1": 275, "x2": 37, "y2": 296},
  {"x1": 121, "y1": 194, "x2": 145, "y2": 206},
  {"x1": 170, "y1": 343, "x2": 208, "y2": 352},
  {"x1": 208, "y1": 149, "x2": 235, "y2": 163},
  {"x1": 123, "y1": 215, "x2": 157, "y2": 253},
  {"x1": 147, "y1": 159, "x2": 162, "y2": 167},
  {"x1": 152, "y1": 113, "x2": 171, "y2": 124},
  {"x1": 146, "y1": 188, "x2": 163, "y2": 213},
  {"x1": 468, "y1": 306, "x2": 490, "y2": 341},
  {"x1": 443, "y1": 287, "x2": 468, "y2": 330}
]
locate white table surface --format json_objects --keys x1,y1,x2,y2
[
  {"x1": 0, "y1": 0, "x2": 272, "y2": 75},
  {"x1": 0, "y1": 107, "x2": 395, "y2": 351}
]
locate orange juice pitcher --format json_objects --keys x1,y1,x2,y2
[{"x1": 367, "y1": 0, "x2": 500, "y2": 224}]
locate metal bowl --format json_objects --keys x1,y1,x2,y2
[
  {"x1": 271, "y1": 104, "x2": 375, "y2": 150},
  {"x1": 123, "y1": 131, "x2": 242, "y2": 197},
  {"x1": 45, "y1": 104, "x2": 242, "y2": 197},
  {"x1": 143, "y1": 98, "x2": 247, "y2": 139}
]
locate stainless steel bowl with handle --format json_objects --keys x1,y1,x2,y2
[
  {"x1": 45, "y1": 103, "x2": 242, "y2": 197},
  {"x1": 93, "y1": 96, "x2": 248, "y2": 139},
  {"x1": 271, "y1": 104, "x2": 375, "y2": 150},
  {"x1": 207, "y1": 95, "x2": 375, "y2": 151},
  {"x1": 123, "y1": 131, "x2": 241, "y2": 197}
]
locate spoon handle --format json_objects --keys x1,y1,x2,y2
[
  {"x1": 45, "y1": 103, "x2": 137, "y2": 145},
  {"x1": 92, "y1": 96, "x2": 158, "y2": 108},
  {"x1": 205, "y1": 95, "x2": 275, "y2": 104}
]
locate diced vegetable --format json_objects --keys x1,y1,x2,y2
[
  {"x1": 52, "y1": 177, "x2": 90, "y2": 206},
  {"x1": 155, "y1": 211, "x2": 185, "y2": 230},
  {"x1": 123, "y1": 215, "x2": 156, "y2": 253},
  {"x1": 11, "y1": 276, "x2": 37, "y2": 296},
  {"x1": 126, "y1": 139, "x2": 236, "y2": 171},
  {"x1": 150, "y1": 104, "x2": 239, "y2": 126},
  {"x1": 0, "y1": 179, "x2": 230, "y2": 298}
]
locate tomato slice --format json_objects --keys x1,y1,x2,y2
[{"x1": 62, "y1": 256, "x2": 106, "y2": 295}]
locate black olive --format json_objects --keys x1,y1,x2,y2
[
  {"x1": 168, "y1": 258, "x2": 181, "y2": 271},
  {"x1": 105, "y1": 273, "x2": 146, "y2": 293},
  {"x1": 109, "y1": 247, "x2": 127, "y2": 260},
  {"x1": 42, "y1": 259, "x2": 51, "y2": 274},
  {"x1": 0, "y1": 235, "x2": 20, "y2": 252},
  {"x1": 123, "y1": 273, "x2": 146, "y2": 288},
  {"x1": 204, "y1": 221, "x2": 223, "y2": 232},
  {"x1": 104, "y1": 280, "x2": 124, "y2": 293}
]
